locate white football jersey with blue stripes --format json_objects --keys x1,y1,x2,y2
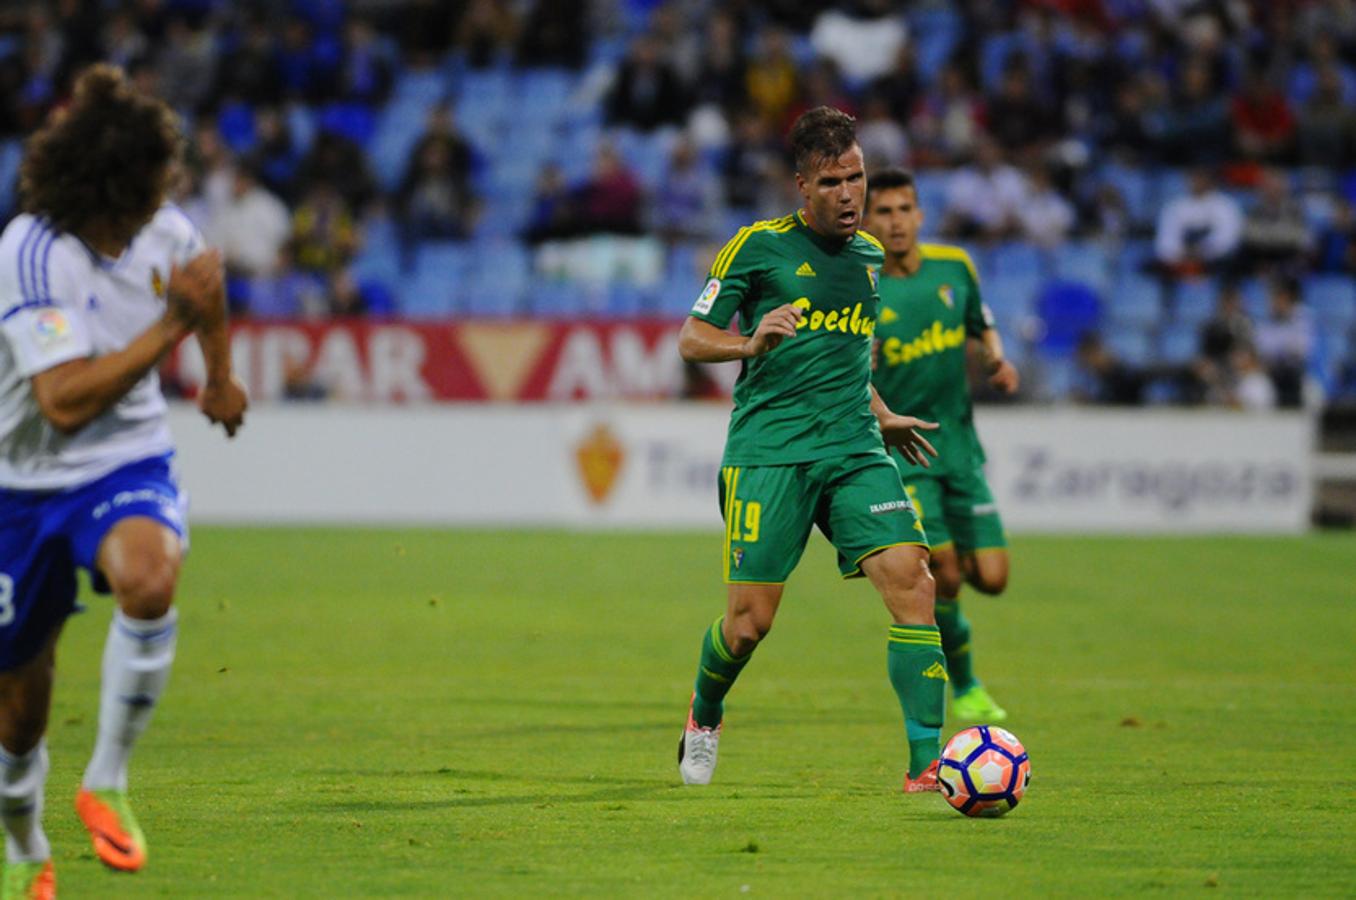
[{"x1": 0, "y1": 206, "x2": 204, "y2": 489}]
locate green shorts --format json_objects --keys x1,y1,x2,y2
[
  {"x1": 718, "y1": 453, "x2": 927, "y2": 584},
  {"x1": 901, "y1": 465, "x2": 1007, "y2": 555}
]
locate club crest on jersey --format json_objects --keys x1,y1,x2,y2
[
  {"x1": 693, "y1": 277, "x2": 720, "y2": 315},
  {"x1": 33, "y1": 309, "x2": 72, "y2": 347},
  {"x1": 151, "y1": 266, "x2": 166, "y2": 298},
  {"x1": 867, "y1": 265, "x2": 880, "y2": 291},
  {"x1": 938, "y1": 284, "x2": 954, "y2": 308}
]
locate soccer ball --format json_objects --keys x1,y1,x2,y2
[{"x1": 937, "y1": 725, "x2": 1030, "y2": 817}]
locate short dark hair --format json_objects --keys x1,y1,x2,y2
[
  {"x1": 866, "y1": 167, "x2": 916, "y2": 204},
  {"x1": 20, "y1": 64, "x2": 181, "y2": 237},
  {"x1": 788, "y1": 106, "x2": 858, "y2": 174}
]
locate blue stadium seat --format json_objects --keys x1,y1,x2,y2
[
  {"x1": 527, "y1": 279, "x2": 593, "y2": 318},
  {"x1": 982, "y1": 273, "x2": 1040, "y2": 330},
  {"x1": 1104, "y1": 275, "x2": 1162, "y2": 330},
  {"x1": 1036, "y1": 281, "x2": 1102, "y2": 355},
  {"x1": 1106, "y1": 327, "x2": 1154, "y2": 368},
  {"x1": 1156, "y1": 327, "x2": 1199, "y2": 364},
  {"x1": 988, "y1": 242, "x2": 1047, "y2": 279},
  {"x1": 1051, "y1": 241, "x2": 1111, "y2": 292},
  {"x1": 393, "y1": 67, "x2": 450, "y2": 106},
  {"x1": 463, "y1": 241, "x2": 530, "y2": 316},
  {"x1": 911, "y1": 172, "x2": 947, "y2": 233},
  {"x1": 1238, "y1": 278, "x2": 1269, "y2": 319},
  {"x1": 1098, "y1": 165, "x2": 1154, "y2": 228},
  {"x1": 1306, "y1": 274, "x2": 1356, "y2": 331},
  {"x1": 1171, "y1": 278, "x2": 1216, "y2": 325},
  {"x1": 398, "y1": 268, "x2": 461, "y2": 318}
]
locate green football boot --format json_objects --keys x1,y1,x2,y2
[{"x1": 951, "y1": 685, "x2": 1008, "y2": 722}]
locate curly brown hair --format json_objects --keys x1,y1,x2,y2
[
  {"x1": 788, "y1": 106, "x2": 858, "y2": 174},
  {"x1": 19, "y1": 64, "x2": 182, "y2": 240}
]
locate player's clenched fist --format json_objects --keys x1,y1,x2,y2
[
  {"x1": 742, "y1": 303, "x2": 803, "y2": 357},
  {"x1": 167, "y1": 249, "x2": 226, "y2": 327}
]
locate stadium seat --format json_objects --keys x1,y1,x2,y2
[
  {"x1": 1156, "y1": 327, "x2": 1200, "y2": 365},
  {"x1": 463, "y1": 241, "x2": 530, "y2": 316},
  {"x1": 1104, "y1": 275, "x2": 1163, "y2": 331},
  {"x1": 1051, "y1": 241, "x2": 1111, "y2": 293},
  {"x1": 988, "y1": 242, "x2": 1048, "y2": 279},
  {"x1": 1306, "y1": 274, "x2": 1356, "y2": 331},
  {"x1": 1106, "y1": 327, "x2": 1154, "y2": 368},
  {"x1": 1036, "y1": 281, "x2": 1102, "y2": 355},
  {"x1": 1098, "y1": 165, "x2": 1155, "y2": 229},
  {"x1": 1171, "y1": 279, "x2": 1217, "y2": 326}
]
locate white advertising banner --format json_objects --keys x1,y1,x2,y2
[{"x1": 167, "y1": 405, "x2": 1313, "y2": 532}]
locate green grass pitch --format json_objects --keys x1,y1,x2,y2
[{"x1": 38, "y1": 529, "x2": 1356, "y2": 897}]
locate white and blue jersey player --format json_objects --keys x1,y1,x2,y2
[{"x1": 0, "y1": 64, "x2": 246, "y2": 895}]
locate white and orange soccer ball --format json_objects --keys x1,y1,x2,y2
[{"x1": 938, "y1": 725, "x2": 1031, "y2": 817}]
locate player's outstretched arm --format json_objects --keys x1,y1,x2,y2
[
  {"x1": 979, "y1": 328, "x2": 1019, "y2": 394},
  {"x1": 678, "y1": 304, "x2": 803, "y2": 363},
  {"x1": 187, "y1": 250, "x2": 248, "y2": 437},
  {"x1": 869, "y1": 384, "x2": 939, "y2": 468}
]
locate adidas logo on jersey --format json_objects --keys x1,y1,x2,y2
[{"x1": 795, "y1": 261, "x2": 816, "y2": 277}]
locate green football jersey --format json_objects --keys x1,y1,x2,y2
[
  {"x1": 871, "y1": 243, "x2": 995, "y2": 475},
  {"x1": 691, "y1": 211, "x2": 887, "y2": 466}
]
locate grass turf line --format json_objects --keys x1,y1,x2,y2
[{"x1": 36, "y1": 529, "x2": 1356, "y2": 897}]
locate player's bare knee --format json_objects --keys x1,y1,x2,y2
[
  {"x1": 112, "y1": 554, "x2": 179, "y2": 619},
  {"x1": 966, "y1": 554, "x2": 1009, "y2": 596},
  {"x1": 727, "y1": 611, "x2": 773, "y2": 654}
]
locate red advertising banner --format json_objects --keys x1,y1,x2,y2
[{"x1": 163, "y1": 319, "x2": 733, "y2": 403}]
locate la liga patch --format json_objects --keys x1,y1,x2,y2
[
  {"x1": 693, "y1": 277, "x2": 720, "y2": 314},
  {"x1": 33, "y1": 309, "x2": 72, "y2": 347}
]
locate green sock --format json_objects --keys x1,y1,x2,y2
[
  {"x1": 935, "y1": 599, "x2": 977, "y2": 695},
  {"x1": 691, "y1": 617, "x2": 751, "y2": 728},
  {"x1": 887, "y1": 624, "x2": 947, "y2": 777}
]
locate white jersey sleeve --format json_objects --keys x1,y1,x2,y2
[{"x1": 0, "y1": 217, "x2": 92, "y2": 377}]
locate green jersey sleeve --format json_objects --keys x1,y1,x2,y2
[{"x1": 690, "y1": 227, "x2": 765, "y2": 329}]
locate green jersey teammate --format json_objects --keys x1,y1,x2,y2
[
  {"x1": 864, "y1": 168, "x2": 1020, "y2": 723},
  {"x1": 676, "y1": 108, "x2": 950, "y2": 793}
]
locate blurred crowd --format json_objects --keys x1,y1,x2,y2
[{"x1": 0, "y1": 0, "x2": 1354, "y2": 406}]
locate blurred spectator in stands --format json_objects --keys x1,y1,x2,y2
[
  {"x1": 340, "y1": 17, "x2": 393, "y2": 106},
  {"x1": 253, "y1": 108, "x2": 302, "y2": 203},
  {"x1": 756, "y1": 155, "x2": 802, "y2": 220},
  {"x1": 1316, "y1": 198, "x2": 1356, "y2": 273},
  {"x1": 1228, "y1": 343, "x2": 1278, "y2": 411},
  {"x1": 908, "y1": 62, "x2": 985, "y2": 166},
  {"x1": 1090, "y1": 184, "x2": 1131, "y2": 244},
  {"x1": 857, "y1": 93, "x2": 910, "y2": 170},
  {"x1": 298, "y1": 130, "x2": 377, "y2": 212},
  {"x1": 652, "y1": 136, "x2": 721, "y2": 244},
  {"x1": 1154, "y1": 167, "x2": 1242, "y2": 277},
  {"x1": 516, "y1": 0, "x2": 586, "y2": 69},
  {"x1": 745, "y1": 26, "x2": 799, "y2": 129},
  {"x1": 784, "y1": 58, "x2": 856, "y2": 133},
  {"x1": 101, "y1": 9, "x2": 147, "y2": 71},
  {"x1": 1238, "y1": 169, "x2": 1313, "y2": 273},
  {"x1": 1016, "y1": 164, "x2": 1075, "y2": 249},
  {"x1": 1157, "y1": 57, "x2": 1231, "y2": 166},
  {"x1": 941, "y1": 135, "x2": 1028, "y2": 240},
  {"x1": 292, "y1": 183, "x2": 362, "y2": 279},
  {"x1": 524, "y1": 163, "x2": 572, "y2": 243},
  {"x1": 649, "y1": 3, "x2": 701, "y2": 86},
  {"x1": 1194, "y1": 280, "x2": 1255, "y2": 403},
  {"x1": 690, "y1": 8, "x2": 746, "y2": 110},
  {"x1": 606, "y1": 34, "x2": 688, "y2": 132},
  {"x1": 1288, "y1": 33, "x2": 1356, "y2": 107},
  {"x1": 571, "y1": 142, "x2": 644, "y2": 236},
  {"x1": 1231, "y1": 66, "x2": 1296, "y2": 166},
  {"x1": 396, "y1": 138, "x2": 479, "y2": 243},
  {"x1": 157, "y1": 13, "x2": 218, "y2": 113},
  {"x1": 216, "y1": 13, "x2": 281, "y2": 107},
  {"x1": 1074, "y1": 332, "x2": 1148, "y2": 405},
  {"x1": 396, "y1": 0, "x2": 457, "y2": 69},
  {"x1": 868, "y1": 42, "x2": 920, "y2": 127},
  {"x1": 1297, "y1": 63, "x2": 1356, "y2": 169},
  {"x1": 722, "y1": 113, "x2": 779, "y2": 213},
  {"x1": 456, "y1": 0, "x2": 518, "y2": 69},
  {"x1": 396, "y1": 105, "x2": 479, "y2": 243},
  {"x1": 809, "y1": 0, "x2": 907, "y2": 87},
  {"x1": 1254, "y1": 275, "x2": 1314, "y2": 408},
  {"x1": 1098, "y1": 78, "x2": 1154, "y2": 164},
  {"x1": 987, "y1": 60, "x2": 1059, "y2": 156},
  {"x1": 203, "y1": 161, "x2": 291, "y2": 281}
]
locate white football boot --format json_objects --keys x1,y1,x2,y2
[{"x1": 678, "y1": 694, "x2": 721, "y2": 785}]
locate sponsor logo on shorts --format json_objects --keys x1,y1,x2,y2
[
  {"x1": 91, "y1": 489, "x2": 175, "y2": 521},
  {"x1": 693, "y1": 278, "x2": 720, "y2": 314},
  {"x1": 868, "y1": 500, "x2": 914, "y2": 515},
  {"x1": 33, "y1": 309, "x2": 72, "y2": 347}
]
